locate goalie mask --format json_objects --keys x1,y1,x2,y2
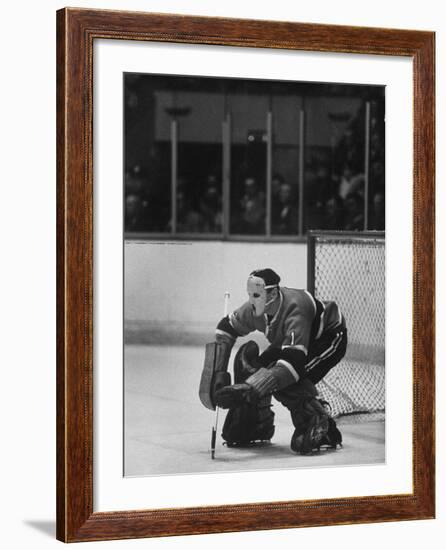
[{"x1": 247, "y1": 271, "x2": 280, "y2": 316}]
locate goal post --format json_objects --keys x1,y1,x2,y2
[{"x1": 307, "y1": 230, "x2": 385, "y2": 419}]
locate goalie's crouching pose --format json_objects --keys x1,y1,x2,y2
[{"x1": 199, "y1": 268, "x2": 347, "y2": 455}]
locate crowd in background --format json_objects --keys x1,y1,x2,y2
[{"x1": 125, "y1": 99, "x2": 385, "y2": 236}]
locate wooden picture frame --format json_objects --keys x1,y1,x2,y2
[{"x1": 56, "y1": 7, "x2": 435, "y2": 542}]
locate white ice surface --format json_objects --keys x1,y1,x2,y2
[{"x1": 124, "y1": 344, "x2": 384, "y2": 477}]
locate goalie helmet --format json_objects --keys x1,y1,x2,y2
[{"x1": 247, "y1": 268, "x2": 280, "y2": 316}]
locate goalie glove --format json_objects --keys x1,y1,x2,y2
[{"x1": 215, "y1": 359, "x2": 300, "y2": 409}]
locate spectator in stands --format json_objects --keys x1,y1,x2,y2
[
  {"x1": 199, "y1": 174, "x2": 223, "y2": 232},
  {"x1": 237, "y1": 176, "x2": 266, "y2": 234},
  {"x1": 322, "y1": 195, "x2": 345, "y2": 230},
  {"x1": 125, "y1": 165, "x2": 155, "y2": 232},
  {"x1": 125, "y1": 194, "x2": 147, "y2": 232},
  {"x1": 369, "y1": 191, "x2": 385, "y2": 230},
  {"x1": 338, "y1": 163, "x2": 364, "y2": 200},
  {"x1": 176, "y1": 189, "x2": 204, "y2": 233},
  {"x1": 304, "y1": 161, "x2": 335, "y2": 231},
  {"x1": 344, "y1": 192, "x2": 364, "y2": 230},
  {"x1": 271, "y1": 172, "x2": 285, "y2": 221},
  {"x1": 302, "y1": 165, "x2": 321, "y2": 231},
  {"x1": 125, "y1": 164, "x2": 145, "y2": 196},
  {"x1": 334, "y1": 126, "x2": 363, "y2": 176},
  {"x1": 272, "y1": 182, "x2": 299, "y2": 235},
  {"x1": 370, "y1": 108, "x2": 385, "y2": 165},
  {"x1": 370, "y1": 160, "x2": 385, "y2": 191},
  {"x1": 272, "y1": 173, "x2": 284, "y2": 198},
  {"x1": 314, "y1": 164, "x2": 333, "y2": 204}
]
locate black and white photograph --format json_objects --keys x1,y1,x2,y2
[
  {"x1": 2, "y1": 0, "x2": 442, "y2": 547},
  {"x1": 123, "y1": 73, "x2": 386, "y2": 477}
]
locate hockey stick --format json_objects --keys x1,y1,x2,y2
[{"x1": 211, "y1": 291, "x2": 230, "y2": 459}]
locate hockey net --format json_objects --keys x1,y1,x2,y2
[{"x1": 307, "y1": 231, "x2": 385, "y2": 420}]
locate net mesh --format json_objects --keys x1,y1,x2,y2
[{"x1": 311, "y1": 233, "x2": 385, "y2": 419}]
